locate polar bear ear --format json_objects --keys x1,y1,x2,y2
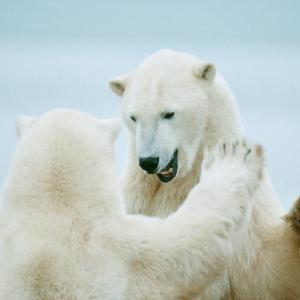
[
  {"x1": 109, "y1": 73, "x2": 131, "y2": 97},
  {"x1": 16, "y1": 115, "x2": 36, "y2": 138},
  {"x1": 98, "y1": 118, "x2": 122, "y2": 142},
  {"x1": 194, "y1": 62, "x2": 216, "y2": 81}
]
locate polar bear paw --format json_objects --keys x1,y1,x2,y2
[{"x1": 202, "y1": 139, "x2": 264, "y2": 195}]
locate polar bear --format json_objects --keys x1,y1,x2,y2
[
  {"x1": 109, "y1": 50, "x2": 300, "y2": 299},
  {"x1": 0, "y1": 109, "x2": 263, "y2": 300}
]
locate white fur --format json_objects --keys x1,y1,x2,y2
[
  {"x1": 110, "y1": 50, "x2": 300, "y2": 299},
  {"x1": 0, "y1": 109, "x2": 263, "y2": 299}
]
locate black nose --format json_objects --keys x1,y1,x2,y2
[{"x1": 139, "y1": 157, "x2": 159, "y2": 174}]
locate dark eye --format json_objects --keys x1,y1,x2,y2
[
  {"x1": 162, "y1": 112, "x2": 175, "y2": 120},
  {"x1": 130, "y1": 116, "x2": 137, "y2": 122}
]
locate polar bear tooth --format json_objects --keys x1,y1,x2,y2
[{"x1": 161, "y1": 168, "x2": 173, "y2": 175}]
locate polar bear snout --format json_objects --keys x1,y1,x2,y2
[
  {"x1": 139, "y1": 156, "x2": 159, "y2": 174},
  {"x1": 138, "y1": 150, "x2": 179, "y2": 183}
]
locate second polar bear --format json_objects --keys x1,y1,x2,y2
[
  {"x1": 109, "y1": 50, "x2": 300, "y2": 299},
  {"x1": 0, "y1": 109, "x2": 263, "y2": 300}
]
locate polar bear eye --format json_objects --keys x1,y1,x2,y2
[
  {"x1": 161, "y1": 112, "x2": 175, "y2": 120},
  {"x1": 130, "y1": 116, "x2": 137, "y2": 122}
]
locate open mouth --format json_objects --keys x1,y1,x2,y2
[{"x1": 157, "y1": 150, "x2": 178, "y2": 183}]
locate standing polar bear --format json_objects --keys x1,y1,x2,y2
[
  {"x1": 109, "y1": 50, "x2": 300, "y2": 299},
  {"x1": 0, "y1": 109, "x2": 263, "y2": 299}
]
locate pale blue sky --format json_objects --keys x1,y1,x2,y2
[
  {"x1": 0, "y1": 1, "x2": 299, "y2": 209},
  {"x1": 1, "y1": 1, "x2": 300, "y2": 44}
]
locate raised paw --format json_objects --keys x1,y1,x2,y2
[{"x1": 201, "y1": 139, "x2": 265, "y2": 195}]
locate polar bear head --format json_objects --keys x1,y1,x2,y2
[
  {"x1": 15, "y1": 109, "x2": 121, "y2": 168},
  {"x1": 110, "y1": 50, "x2": 243, "y2": 182},
  {"x1": 9, "y1": 109, "x2": 121, "y2": 207}
]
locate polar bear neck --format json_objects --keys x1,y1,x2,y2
[{"x1": 3, "y1": 147, "x2": 123, "y2": 218}]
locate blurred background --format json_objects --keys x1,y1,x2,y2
[{"x1": 0, "y1": 0, "x2": 299, "y2": 209}]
